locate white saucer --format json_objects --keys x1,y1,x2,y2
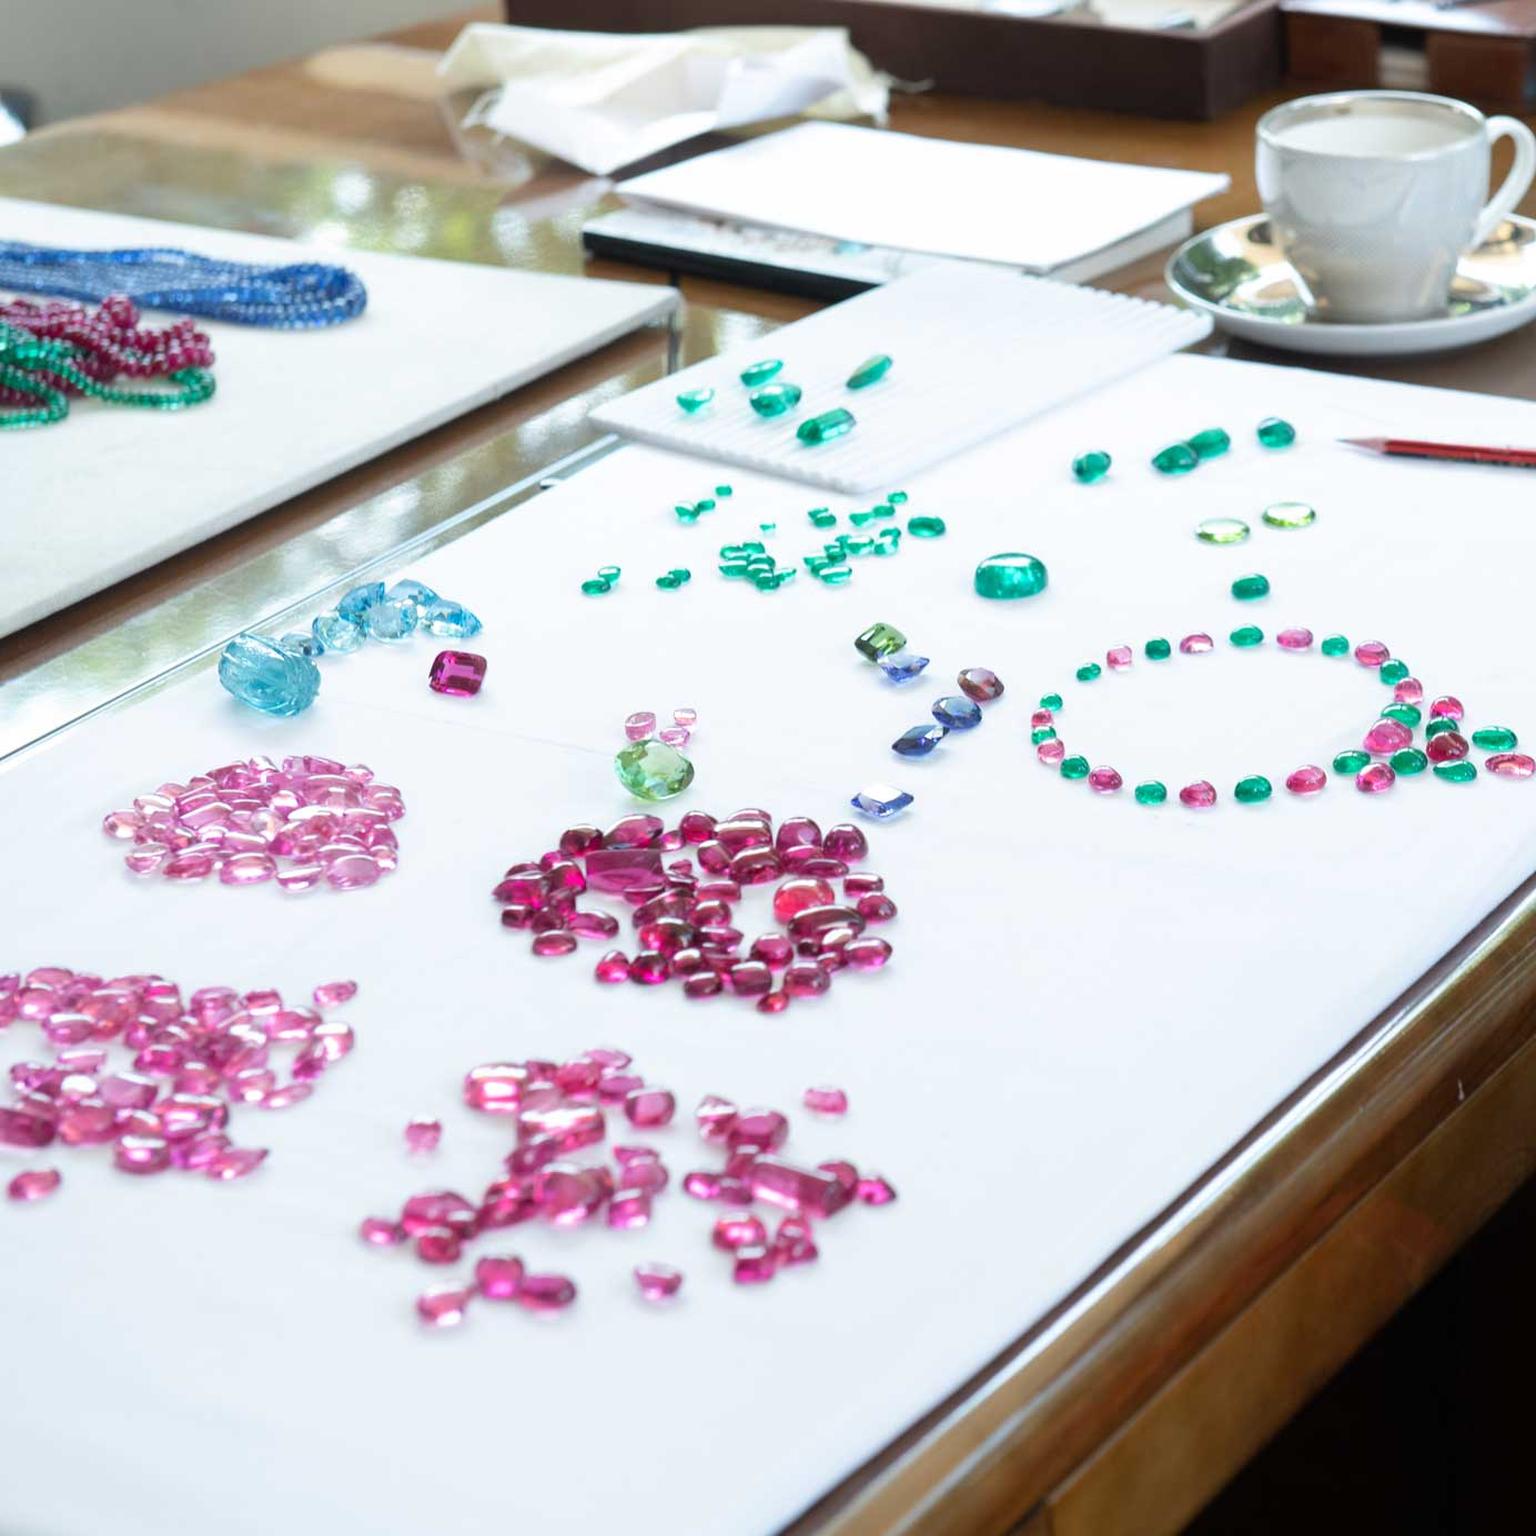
[{"x1": 1165, "y1": 212, "x2": 1536, "y2": 357}]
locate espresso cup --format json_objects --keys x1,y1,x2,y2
[{"x1": 1256, "y1": 91, "x2": 1536, "y2": 324}]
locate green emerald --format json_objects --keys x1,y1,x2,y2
[
  {"x1": 1381, "y1": 703, "x2": 1421, "y2": 727},
  {"x1": 719, "y1": 562, "x2": 749, "y2": 578},
  {"x1": 870, "y1": 503, "x2": 895, "y2": 518},
  {"x1": 715, "y1": 485, "x2": 733, "y2": 497},
  {"x1": 843, "y1": 536, "x2": 875, "y2": 555},
  {"x1": 1145, "y1": 637, "x2": 1172, "y2": 660},
  {"x1": 908, "y1": 516, "x2": 946, "y2": 537},
  {"x1": 579, "y1": 578, "x2": 611, "y2": 596},
  {"x1": 1333, "y1": 749, "x2": 1371, "y2": 773},
  {"x1": 1320, "y1": 635, "x2": 1350, "y2": 657},
  {"x1": 1472, "y1": 726, "x2": 1518, "y2": 750},
  {"x1": 1229, "y1": 625, "x2": 1264, "y2": 647},
  {"x1": 1071, "y1": 450, "x2": 1111, "y2": 484},
  {"x1": 1187, "y1": 427, "x2": 1230, "y2": 460},
  {"x1": 809, "y1": 509, "x2": 837, "y2": 528},
  {"x1": 974, "y1": 551, "x2": 1047, "y2": 600},
  {"x1": 1076, "y1": 662, "x2": 1101, "y2": 682},
  {"x1": 888, "y1": 490, "x2": 909, "y2": 504},
  {"x1": 1231, "y1": 573, "x2": 1270, "y2": 601},
  {"x1": 671, "y1": 569, "x2": 691, "y2": 583},
  {"x1": 856, "y1": 622, "x2": 907, "y2": 661},
  {"x1": 1152, "y1": 443, "x2": 1199, "y2": 475},
  {"x1": 1060, "y1": 755, "x2": 1090, "y2": 780},
  {"x1": 596, "y1": 566, "x2": 621, "y2": 580},
  {"x1": 750, "y1": 383, "x2": 803, "y2": 419},
  {"x1": 797, "y1": 408, "x2": 856, "y2": 445},
  {"x1": 846, "y1": 354, "x2": 893, "y2": 390},
  {"x1": 1425, "y1": 718, "x2": 1460, "y2": 739},
  {"x1": 740, "y1": 358, "x2": 783, "y2": 387},
  {"x1": 1261, "y1": 500, "x2": 1316, "y2": 529},
  {"x1": 1234, "y1": 774, "x2": 1273, "y2": 804},
  {"x1": 1379, "y1": 660, "x2": 1409, "y2": 684},
  {"x1": 1256, "y1": 416, "x2": 1296, "y2": 448},
  {"x1": 614, "y1": 739, "x2": 695, "y2": 801},
  {"x1": 1434, "y1": 760, "x2": 1478, "y2": 783},
  {"x1": 675, "y1": 508, "x2": 699, "y2": 524},
  {"x1": 655, "y1": 574, "x2": 680, "y2": 590},
  {"x1": 1391, "y1": 748, "x2": 1428, "y2": 775},
  {"x1": 1196, "y1": 517, "x2": 1250, "y2": 545},
  {"x1": 1134, "y1": 781, "x2": 1168, "y2": 805},
  {"x1": 1030, "y1": 727, "x2": 1057, "y2": 745},
  {"x1": 759, "y1": 522, "x2": 776, "y2": 533},
  {"x1": 695, "y1": 499, "x2": 715, "y2": 513},
  {"x1": 819, "y1": 565, "x2": 853, "y2": 585},
  {"x1": 849, "y1": 510, "x2": 877, "y2": 527},
  {"x1": 1040, "y1": 693, "x2": 1063, "y2": 710},
  {"x1": 676, "y1": 386, "x2": 714, "y2": 414}
]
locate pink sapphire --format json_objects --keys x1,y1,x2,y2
[
  {"x1": 463, "y1": 1062, "x2": 529, "y2": 1113},
  {"x1": 114, "y1": 1134, "x2": 170, "y2": 1174},
  {"x1": 803, "y1": 1086, "x2": 848, "y2": 1115},
  {"x1": 657, "y1": 726, "x2": 690, "y2": 747},
  {"x1": 1087, "y1": 766, "x2": 1123, "y2": 794},
  {"x1": 1354, "y1": 640, "x2": 1390, "y2": 667},
  {"x1": 1394, "y1": 678, "x2": 1424, "y2": 704},
  {"x1": 1428, "y1": 695, "x2": 1464, "y2": 720},
  {"x1": 359, "y1": 1216, "x2": 402, "y2": 1246},
  {"x1": 682, "y1": 1170, "x2": 721, "y2": 1200},
  {"x1": 416, "y1": 1286, "x2": 472, "y2": 1328},
  {"x1": 0, "y1": 1107, "x2": 55, "y2": 1148},
  {"x1": 1105, "y1": 645, "x2": 1132, "y2": 670},
  {"x1": 474, "y1": 1254, "x2": 525, "y2": 1299},
  {"x1": 1179, "y1": 633, "x2": 1214, "y2": 654},
  {"x1": 1426, "y1": 731, "x2": 1469, "y2": 763},
  {"x1": 634, "y1": 1263, "x2": 683, "y2": 1302},
  {"x1": 1179, "y1": 780, "x2": 1217, "y2": 808},
  {"x1": 415, "y1": 1227, "x2": 463, "y2": 1264},
  {"x1": 751, "y1": 1157, "x2": 849, "y2": 1217},
  {"x1": 775, "y1": 1215, "x2": 819, "y2": 1265},
  {"x1": 7, "y1": 1168, "x2": 61, "y2": 1202},
  {"x1": 1037, "y1": 740, "x2": 1065, "y2": 765},
  {"x1": 712, "y1": 1213, "x2": 767, "y2": 1250},
  {"x1": 405, "y1": 1118, "x2": 442, "y2": 1152},
  {"x1": 206, "y1": 1147, "x2": 268, "y2": 1181},
  {"x1": 428, "y1": 650, "x2": 486, "y2": 697},
  {"x1": 608, "y1": 1189, "x2": 651, "y2": 1228},
  {"x1": 696, "y1": 1095, "x2": 737, "y2": 1141},
  {"x1": 1363, "y1": 719, "x2": 1412, "y2": 755},
  {"x1": 1277, "y1": 627, "x2": 1313, "y2": 651},
  {"x1": 623, "y1": 711, "x2": 656, "y2": 742},
  {"x1": 857, "y1": 1175, "x2": 897, "y2": 1205},
  {"x1": 1285, "y1": 765, "x2": 1328, "y2": 796},
  {"x1": 594, "y1": 949, "x2": 631, "y2": 983},
  {"x1": 732, "y1": 1245, "x2": 777, "y2": 1284},
  {"x1": 532, "y1": 931, "x2": 578, "y2": 958},
  {"x1": 1488, "y1": 752, "x2": 1536, "y2": 778},
  {"x1": 624, "y1": 1088, "x2": 676, "y2": 1128},
  {"x1": 514, "y1": 1274, "x2": 576, "y2": 1312},
  {"x1": 1356, "y1": 762, "x2": 1396, "y2": 794},
  {"x1": 674, "y1": 707, "x2": 698, "y2": 726},
  {"x1": 730, "y1": 1109, "x2": 789, "y2": 1150}
]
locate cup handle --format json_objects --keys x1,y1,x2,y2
[{"x1": 1474, "y1": 116, "x2": 1536, "y2": 248}]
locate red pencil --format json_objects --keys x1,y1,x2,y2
[{"x1": 1340, "y1": 435, "x2": 1536, "y2": 468}]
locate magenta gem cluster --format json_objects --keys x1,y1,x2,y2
[
  {"x1": 102, "y1": 754, "x2": 405, "y2": 891},
  {"x1": 363, "y1": 1045, "x2": 893, "y2": 1328},
  {"x1": 2, "y1": 967, "x2": 358, "y2": 1201},
  {"x1": 495, "y1": 809, "x2": 895, "y2": 1009}
]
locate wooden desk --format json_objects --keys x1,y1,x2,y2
[{"x1": 2, "y1": 16, "x2": 1534, "y2": 1534}]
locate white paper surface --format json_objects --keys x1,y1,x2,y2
[
  {"x1": 0, "y1": 198, "x2": 676, "y2": 640},
  {"x1": 593, "y1": 266, "x2": 1209, "y2": 492},
  {"x1": 617, "y1": 121, "x2": 1229, "y2": 270},
  {"x1": 5, "y1": 354, "x2": 1536, "y2": 1536}
]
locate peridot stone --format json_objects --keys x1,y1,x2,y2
[
  {"x1": 676, "y1": 386, "x2": 714, "y2": 414},
  {"x1": 1256, "y1": 416, "x2": 1296, "y2": 448},
  {"x1": 1072, "y1": 450, "x2": 1111, "y2": 483},
  {"x1": 1060, "y1": 755, "x2": 1090, "y2": 780},
  {"x1": 1333, "y1": 749, "x2": 1371, "y2": 773},
  {"x1": 1152, "y1": 443, "x2": 1199, "y2": 475},
  {"x1": 1472, "y1": 726, "x2": 1518, "y2": 750},
  {"x1": 846, "y1": 354, "x2": 892, "y2": 390},
  {"x1": 1434, "y1": 760, "x2": 1478, "y2": 782},
  {"x1": 1076, "y1": 662, "x2": 1101, "y2": 682},
  {"x1": 1391, "y1": 748, "x2": 1428, "y2": 775},
  {"x1": 750, "y1": 383, "x2": 802, "y2": 419},
  {"x1": 1231, "y1": 573, "x2": 1270, "y2": 601},
  {"x1": 974, "y1": 551, "x2": 1047, "y2": 600},
  {"x1": 1321, "y1": 635, "x2": 1350, "y2": 656},
  {"x1": 1187, "y1": 427, "x2": 1230, "y2": 460},
  {"x1": 1426, "y1": 718, "x2": 1460, "y2": 739},
  {"x1": 907, "y1": 516, "x2": 946, "y2": 537},
  {"x1": 740, "y1": 358, "x2": 783, "y2": 387},
  {"x1": 1234, "y1": 775, "x2": 1272, "y2": 803},
  {"x1": 1381, "y1": 703, "x2": 1421, "y2": 727},
  {"x1": 797, "y1": 408, "x2": 856, "y2": 445},
  {"x1": 1196, "y1": 517, "x2": 1250, "y2": 545},
  {"x1": 1379, "y1": 660, "x2": 1410, "y2": 684},
  {"x1": 1145, "y1": 637, "x2": 1172, "y2": 660},
  {"x1": 614, "y1": 739, "x2": 695, "y2": 801},
  {"x1": 1229, "y1": 624, "x2": 1264, "y2": 647},
  {"x1": 856, "y1": 622, "x2": 907, "y2": 661},
  {"x1": 1262, "y1": 500, "x2": 1316, "y2": 529},
  {"x1": 1134, "y1": 781, "x2": 1168, "y2": 805}
]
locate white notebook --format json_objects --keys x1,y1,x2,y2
[{"x1": 590, "y1": 266, "x2": 1211, "y2": 493}]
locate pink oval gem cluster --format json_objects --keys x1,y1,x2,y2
[
  {"x1": 495, "y1": 810, "x2": 895, "y2": 1009},
  {"x1": 102, "y1": 754, "x2": 405, "y2": 891},
  {"x1": 367, "y1": 1047, "x2": 895, "y2": 1328},
  {"x1": 1, "y1": 967, "x2": 358, "y2": 1200}
]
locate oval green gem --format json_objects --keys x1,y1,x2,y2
[
  {"x1": 1261, "y1": 500, "x2": 1316, "y2": 529},
  {"x1": 1434, "y1": 760, "x2": 1478, "y2": 783},
  {"x1": 819, "y1": 565, "x2": 853, "y2": 585},
  {"x1": 1072, "y1": 450, "x2": 1112, "y2": 483},
  {"x1": 579, "y1": 578, "x2": 611, "y2": 596},
  {"x1": 1234, "y1": 775, "x2": 1273, "y2": 803},
  {"x1": 1379, "y1": 660, "x2": 1410, "y2": 684},
  {"x1": 908, "y1": 516, "x2": 946, "y2": 537},
  {"x1": 1196, "y1": 517, "x2": 1250, "y2": 545},
  {"x1": 809, "y1": 509, "x2": 837, "y2": 528},
  {"x1": 715, "y1": 484, "x2": 733, "y2": 497},
  {"x1": 596, "y1": 566, "x2": 621, "y2": 580},
  {"x1": 888, "y1": 490, "x2": 908, "y2": 503},
  {"x1": 676, "y1": 386, "x2": 715, "y2": 414},
  {"x1": 655, "y1": 574, "x2": 680, "y2": 589},
  {"x1": 1333, "y1": 749, "x2": 1371, "y2": 773},
  {"x1": 1076, "y1": 662, "x2": 1102, "y2": 682},
  {"x1": 1040, "y1": 693, "x2": 1063, "y2": 711},
  {"x1": 1320, "y1": 635, "x2": 1350, "y2": 656},
  {"x1": 672, "y1": 568, "x2": 692, "y2": 583},
  {"x1": 614, "y1": 739, "x2": 695, "y2": 801},
  {"x1": 695, "y1": 499, "x2": 716, "y2": 512},
  {"x1": 1472, "y1": 726, "x2": 1518, "y2": 750},
  {"x1": 1152, "y1": 443, "x2": 1199, "y2": 475},
  {"x1": 974, "y1": 551, "x2": 1048, "y2": 600},
  {"x1": 1060, "y1": 755, "x2": 1090, "y2": 780},
  {"x1": 740, "y1": 358, "x2": 783, "y2": 387},
  {"x1": 1187, "y1": 427, "x2": 1230, "y2": 460},
  {"x1": 1256, "y1": 416, "x2": 1296, "y2": 448},
  {"x1": 1145, "y1": 637, "x2": 1172, "y2": 660},
  {"x1": 750, "y1": 383, "x2": 803, "y2": 419},
  {"x1": 1030, "y1": 727, "x2": 1057, "y2": 745},
  {"x1": 1426, "y1": 718, "x2": 1461, "y2": 739},
  {"x1": 1134, "y1": 781, "x2": 1168, "y2": 805},
  {"x1": 797, "y1": 408, "x2": 856, "y2": 445},
  {"x1": 846, "y1": 353, "x2": 893, "y2": 390},
  {"x1": 1391, "y1": 748, "x2": 1428, "y2": 775},
  {"x1": 1229, "y1": 624, "x2": 1264, "y2": 647},
  {"x1": 1231, "y1": 573, "x2": 1270, "y2": 601},
  {"x1": 1381, "y1": 703, "x2": 1422, "y2": 727}
]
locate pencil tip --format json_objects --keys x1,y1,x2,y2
[{"x1": 1339, "y1": 437, "x2": 1385, "y2": 451}]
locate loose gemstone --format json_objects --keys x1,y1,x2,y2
[
  {"x1": 1179, "y1": 780, "x2": 1217, "y2": 808},
  {"x1": 1277, "y1": 627, "x2": 1314, "y2": 651},
  {"x1": 474, "y1": 1255, "x2": 525, "y2": 1300},
  {"x1": 1488, "y1": 752, "x2": 1535, "y2": 778},
  {"x1": 818, "y1": 565, "x2": 853, "y2": 585},
  {"x1": 1354, "y1": 641, "x2": 1390, "y2": 668},
  {"x1": 1286, "y1": 765, "x2": 1327, "y2": 795},
  {"x1": 850, "y1": 785, "x2": 912, "y2": 819},
  {"x1": 1320, "y1": 635, "x2": 1350, "y2": 657},
  {"x1": 1379, "y1": 660, "x2": 1410, "y2": 685},
  {"x1": 750, "y1": 382, "x2": 804, "y2": 418},
  {"x1": 1395, "y1": 678, "x2": 1424, "y2": 704},
  {"x1": 847, "y1": 354, "x2": 893, "y2": 389},
  {"x1": 677, "y1": 386, "x2": 715, "y2": 414},
  {"x1": 1434, "y1": 760, "x2": 1478, "y2": 782},
  {"x1": 1030, "y1": 728, "x2": 1056, "y2": 746},
  {"x1": 1262, "y1": 500, "x2": 1316, "y2": 529},
  {"x1": 1229, "y1": 625, "x2": 1264, "y2": 648},
  {"x1": 1060, "y1": 756, "x2": 1090, "y2": 780},
  {"x1": 1134, "y1": 781, "x2": 1167, "y2": 805},
  {"x1": 1425, "y1": 720, "x2": 1459, "y2": 742},
  {"x1": 1040, "y1": 693, "x2": 1063, "y2": 710},
  {"x1": 1072, "y1": 450, "x2": 1112, "y2": 483},
  {"x1": 7, "y1": 1168, "x2": 61, "y2": 1203},
  {"x1": 932, "y1": 695, "x2": 982, "y2": 730},
  {"x1": 1076, "y1": 663, "x2": 1102, "y2": 682},
  {"x1": 624, "y1": 1088, "x2": 676, "y2": 1128},
  {"x1": 0, "y1": 1108, "x2": 54, "y2": 1148},
  {"x1": 855, "y1": 622, "x2": 907, "y2": 661},
  {"x1": 421, "y1": 600, "x2": 483, "y2": 639},
  {"x1": 580, "y1": 578, "x2": 611, "y2": 596},
  {"x1": 1333, "y1": 749, "x2": 1371, "y2": 773},
  {"x1": 857, "y1": 1175, "x2": 897, "y2": 1206},
  {"x1": 114, "y1": 1135, "x2": 171, "y2": 1175},
  {"x1": 1231, "y1": 573, "x2": 1270, "y2": 601},
  {"x1": 797, "y1": 408, "x2": 856, "y2": 445},
  {"x1": 1429, "y1": 696, "x2": 1464, "y2": 720},
  {"x1": 634, "y1": 1263, "x2": 684, "y2": 1302},
  {"x1": 1426, "y1": 731, "x2": 1469, "y2": 763},
  {"x1": 1180, "y1": 633, "x2": 1214, "y2": 654},
  {"x1": 405, "y1": 1118, "x2": 442, "y2": 1152},
  {"x1": 822, "y1": 824, "x2": 868, "y2": 861},
  {"x1": 1234, "y1": 775, "x2": 1273, "y2": 804},
  {"x1": 892, "y1": 724, "x2": 948, "y2": 756},
  {"x1": 624, "y1": 711, "x2": 657, "y2": 741},
  {"x1": 1087, "y1": 766, "x2": 1123, "y2": 794},
  {"x1": 974, "y1": 552, "x2": 1047, "y2": 600},
  {"x1": 1472, "y1": 727, "x2": 1518, "y2": 751},
  {"x1": 280, "y1": 631, "x2": 321, "y2": 657},
  {"x1": 217, "y1": 634, "x2": 320, "y2": 717},
  {"x1": 1195, "y1": 517, "x2": 1250, "y2": 545},
  {"x1": 1188, "y1": 427, "x2": 1231, "y2": 459},
  {"x1": 427, "y1": 651, "x2": 486, "y2": 697},
  {"x1": 878, "y1": 649, "x2": 930, "y2": 682},
  {"x1": 906, "y1": 516, "x2": 946, "y2": 537},
  {"x1": 337, "y1": 581, "x2": 385, "y2": 623},
  {"x1": 365, "y1": 597, "x2": 417, "y2": 641},
  {"x1": 614, "y1": 741, "x2": 695, "y2": 801},
  {"x1": 740, "y1": 358, "x2": 783, "y2": 387},
  {"x1": 1391, "y1": 748, "x2": 1428, "y2": 776},
  {"x1": 362, "y1": 1216, "x2": 402, "y2": 1246},
  {"x1": 1363, "y1": 720, "x2": 1412, "y2": 755},
  {"x1": 1256, "y1": 416, "x2": 1296, "y2": 447},
  {"x1": 1145, "y1": 638, "x2": 1172, "y2": 661},
  {"x1": 1356, "y1": 763, "x2": 1396, "y2": 794},
  {"x1": 1152, "y1": 443, "x2": 1199, "y2": 474},
  {"x1": 808, "y1": 508, "x2": 837, "y2": 528},
  {"x1": 312, "y1": 612, "x2": 364, "y2": 652},
  {"x1": 1381, "y1": 704, "x2": 1421, "y2": 728},
  {"x1": 803, "y1": 1086, "x2": 848, "y2": 1116}
]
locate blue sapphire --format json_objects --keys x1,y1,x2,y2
[
  {"x1": 892, "y1": 724, "x2": 947, "y2": 757},
  {"x1": 878, "y1": 648, "x2": 930, "y2": 683},
  {"x1": 422, "y1": 599, "x2": 484, "y2": 639},
  {"x1": 312, "y1": 611, "x2": 364, "y2": 653},
  {"x1": 850, "y1": 784, "x2": 914, "y2": 819},
  {"x1": 336, "y1": 581, "x2": 385, "y2": 624},
  {"x1": 365, "y1": 597, "x2": 419, "y2": 641},
  {"x1": 932, "y1": 694, "x2": 983, "y2": 730},
  {"x1": 218, "y1": 634, "x2": 320, "y2": 717}
]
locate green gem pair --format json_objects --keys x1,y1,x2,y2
[{"x1": 580, "y1": 564, "x2": 622, "y2": 596}]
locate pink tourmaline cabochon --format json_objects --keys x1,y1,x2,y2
[
  {"x1": 1277, "y1": 627, "x2": 1313, "y2": 651},
  {"x1": 1179, "y1": 780, "x2": 1218, "y2": 808},
  {"x1": 1356, "y1": 763, "x2": 1396, "y2": 793},
  {"x1": 1285, "y1": 765, "x2": 1327, "y2": 796},
  {"x1": 1363, "y1": 720, "x2": 1412, "y2": 756}
]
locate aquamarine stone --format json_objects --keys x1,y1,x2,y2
[
  {"x1": 365, "y1": 597, "x2": 418, "y2": 641},
  {"x1": 892, "y1": 724, "x2": 947, "y2": 756},
  {"x1": 278, "y1": 631, "x2": 322, "y2": 658},
  {"x1": 388, "y1": 578, "x2": 438, "y2": 609},
  {"x1": 312, "y1": 611, "x2": 364, "y2": 653},
  {"x1": 878, "y1": 649, "x2": 930, "y2": 683},
  {"x1": 421, "y1": 599, "x2": 483, "y2": 639},
  {"x1": 337, "y1": 581, "x2": 385, "y2": 624},
  {"x1": 218, "y1": 634, "x2": 320, "y2": 717},
  {"x1": 932, "y1": 695, "x2": 982, "y2": 730},
  {"x1": 851, "y1": 783, "x2": 913, "y2": 819}
]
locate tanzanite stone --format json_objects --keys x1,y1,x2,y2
[
  {"x1": 878, "y1": 649, "x2": 930, "y2": 682},
  {"x1": 892, "y1": 724, "x2": 947, "y2": 756},
  {"x1": 932, "y1": 695, "x2": 982, "y2": 730},
  {"x1": 388, "y1": 578, "x2": 438, "y2": 609},
  {"x1": 421, "y1": 599, "x2": 483, "y2": 639},
  {"x1": 217, "y1": 634, "x2": 320, "y2": 717},
  {"x1": 312, "y1": 611, "x2": 364, "y2": 652},
  {"x1": 850, "y1": 784, "x2": 913, "y2": 819},
  {"x1": 365, "y1": 596, "x2": 418, "y2": 641},
  {"x1": 336, "y1": 581, "x2": 385, "y2": 624}
]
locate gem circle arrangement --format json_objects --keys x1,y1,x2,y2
[
  {"x1": 102, "y1": 755, "x2": 405, "y2": 891},
  {"x1": 1036, "y1": 630, "x2": 1531, "y2": 807}
]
